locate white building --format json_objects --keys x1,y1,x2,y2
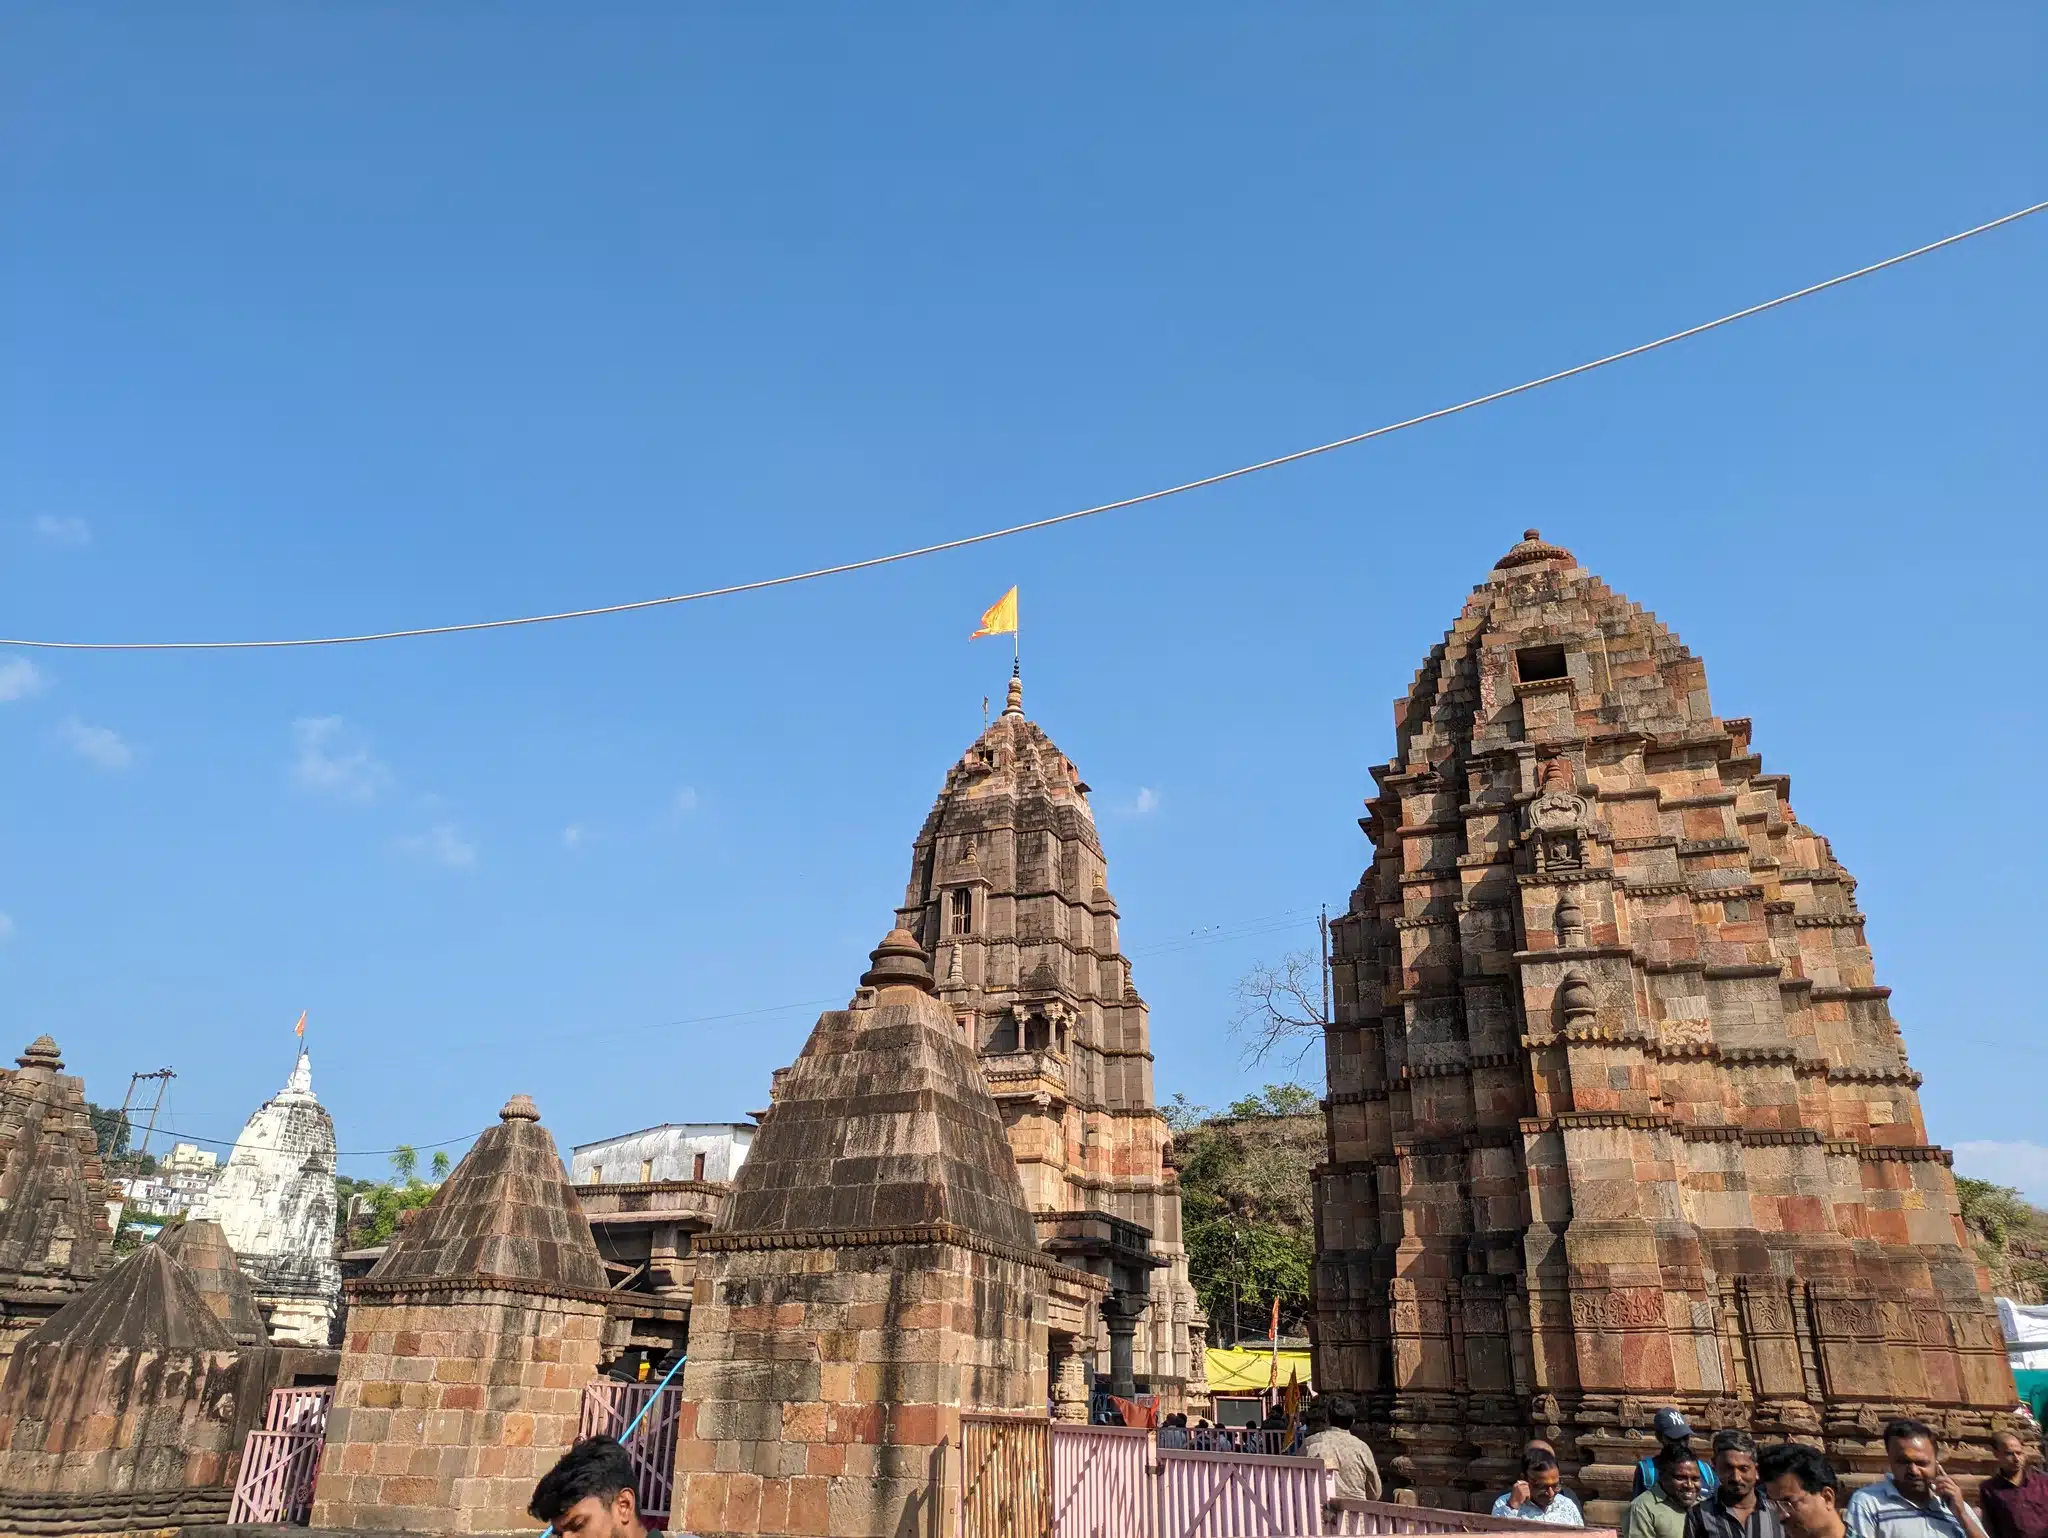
[
  {"x1": 195, "y1": 1050, "x2": 340, "y2": 1346},
  {"x1": 114, "y1": 1143, "x2": 221, "y2": 1221},
  {"x1": 570, "y1": 1122, "x2": 755, "y2": 1186}
]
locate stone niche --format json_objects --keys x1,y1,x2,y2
[
  {"x1": 674, "y1": 928, "x2": 1094, "y2": 1538},
  {"x1": 310, "y1": 1092, "x2": 610, "y2": 1536}
]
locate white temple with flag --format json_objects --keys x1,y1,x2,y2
[{"x1": 196, "y1": 1048, "x2": 341, "y2": 1345}]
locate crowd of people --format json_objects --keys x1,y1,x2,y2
[
  {"x1": 517, "y1": 1404, "x2": 2047, "y2": 1538},
  {"x1": 1480, "y1": 1409, "x2": 2048, "y2": 1538}
]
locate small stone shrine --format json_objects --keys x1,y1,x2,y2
[
  {"x1": 1314, "y1": 531, "x2": 2014, "y2": 1515},
  {"x1": 158, "y1": 1217, "x2": 271, "y2": 1346},
  {"x1": 0, "y1": 1243, "x2": 246, "y2": 1533},
  {"x1": 898, "y1": 670, "x2": 1205, "y2": 1409},
  {"x1": 0, "y1": 1034, "x2": 113, "y2": 1368},
  {"x1": 310, "y1": 1092, "x2": 610, "y2": 1535},
  {"x1": 675, "y1": 927, "x2": 1100, "y2": 1538},
  {"x1": 197, "y1": 1048, "x2": 342, "y2": 1345}
]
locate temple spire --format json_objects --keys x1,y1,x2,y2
[{"x1": 1003, "y1": 657, "x2": 1023, "y2": 716}]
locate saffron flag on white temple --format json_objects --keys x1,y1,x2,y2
[
  {"x1": 970, "y1": 586, "x2": 1018, "y2": 639},
  {"x1": 293, "y1": 1010, "x2": 307, "y2": 1038}
]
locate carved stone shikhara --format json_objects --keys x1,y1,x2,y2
[
  {"x1": 894, "y1": 672, "x2": 1206, "y2": 1407},
  {"x1": 196, "y1": 1050, "x2": 341, "y2": 1346},
  {"x1": 1313, "y1": 532, "x2": 2014, "y2": 1518}
]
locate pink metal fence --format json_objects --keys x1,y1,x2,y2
[
  {"x1": 1323, "y1": 1498, "x2": 1619, "y2": 1537},
  {"x1": 580, "y1": 1379, "x2": 687, "y2": 1529},
  {"x1": 1156, "y1": 1447, "x2": 1332, "y2": 1538},
  {"x1": 1051, "y1": 1423, "x2": 1152, "y2": 1538},
  {"x1": 264, "y1": 1384, "x2": 334, "y2": 1434},
  {"x1": 227, "y1": 1386, "x2": 334, "y2": 1525},
  {"x1": 228, "y1": 1429, "x2": 325, "y2": 1524}
]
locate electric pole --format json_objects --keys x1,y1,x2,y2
[{"x1": 119, "y1": 1068, "x2": 176, "y2": 1158}]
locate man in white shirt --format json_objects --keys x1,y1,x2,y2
[{"x1": 1495, "y1": 1449, "x2": 1587, "y2": 1527}]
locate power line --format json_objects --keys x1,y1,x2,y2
[
  {"x1": 136, "y1": 1123, "x2": 488, "y2": 1158},
  {"x1": 6, "y1": 199, "x2": 2040, "y2": 655}
]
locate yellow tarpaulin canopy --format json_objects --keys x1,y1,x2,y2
[{"x1": 1205, "y1": 1346, "x2": 1311, "y2": 1395}]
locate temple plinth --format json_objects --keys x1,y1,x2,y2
[{"x1": 1313, "y1": 532, "x2": 2015, "y2": 1516}]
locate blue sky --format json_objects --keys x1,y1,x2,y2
[{"x1": 2, "y1": 7, "x2": 2043, "y2": 1199}]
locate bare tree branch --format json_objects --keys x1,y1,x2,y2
[{"x1": 1231, "y1": 948, "x2": 1327, "y2": 1068}]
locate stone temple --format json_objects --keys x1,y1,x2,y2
[
  {"x1": 196, "y1": 1049, "x2": 341, "y2": 1345},
  {"x1": 1313, "y1": 532, "x2": 2012, "y2": 1516},
  {"x1": 894, "y1": 670, "x2": 1205, "y2": 1408},
  {"x1": 0, "y1": 1034, "x2": 113, "y2": 1367}
]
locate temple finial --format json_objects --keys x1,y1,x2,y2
[{"x1": 1004, "y1": 659, "x2": 1023, "y2": 717}]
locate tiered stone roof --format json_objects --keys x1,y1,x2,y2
[
  {"x1": 157, "y1": 1219, "x2": 270, "y2": 1346},
  {"x1": 365, "y1": 1093, "x2": 607, "y2": 1294},
  {"x1": 0, "y1": 1035, "x2": 112, "y2": 1347},
  {"x1": 895, "y1": 673, "x2": 1203, "y2": 1399},
  {"x1": 719, "y1": 928, "x2": 1042, "y2": 1251},
  {"x1": 1315, "y1": 530, "x2": 2011, "y2": 1511},
  {"x1": 21, "y1": 1241, "x2": 234, "y2": 1353}
]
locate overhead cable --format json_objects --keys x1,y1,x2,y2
[{"x1": 6, "y1": 199, "x2": 2042, "y2": 654}]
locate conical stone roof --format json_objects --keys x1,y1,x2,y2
[
  {"x1": 719, "y1": 928, "x2": 1042, "y2": 1250},
  {"x1": 157, "y1": 1220, "x2": 269, "y2": 1345},
  {"x1": 367, "y1": 1095, "x2": 606, "y2": 1292},
  {"x1": 24, "y1": 1241, "x2": 236, "y2": 1352}
]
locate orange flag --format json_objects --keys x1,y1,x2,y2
[
  {"x1": 293, "y1": 1010, "x2": 307, "y2": 1038},
  {"x1": 970, "y1": 586, "x2": 1018, "y2": 640}
]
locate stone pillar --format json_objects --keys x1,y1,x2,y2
[
  {"x1": 1102, "y1": 1291, "x2": 1146, "y2": 1398},
  {"x1": 1052, "y1": 1332, "x2": 1091, "y2": 1422},
  {"x1": 311, "y1": 1094, "x2": 610, "y2": 1535}
]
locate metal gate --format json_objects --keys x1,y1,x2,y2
[
  {"x1": 961, "y1": 1413, "x2": 1052, "y2": 1538},
  {"x1": 580, "y1": 1379, "x2": 687, "y2": 1529},
  {"x1": 1154, "y1": 1447, "x2": 1330, "y2": 1538},
  {"x1": 1050, "y1": 1423, "x2": 1151, "y2": 1538}
]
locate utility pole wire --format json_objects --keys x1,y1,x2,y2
[{"x1": 6, "y1": 199, "x2": 2041, "y2": 654}]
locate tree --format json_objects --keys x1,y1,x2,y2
[
  {"x1": 1232, "y1": 949, "x2": 1327, "y2": 1068},
  {"x1": 431, "y1": 1150, "x2": 451, "y2": 1181},
  {"x1": 390, "y1": 1144, "x2": 419, "y2": 1183},
  {"x1": 1958, "y1": 1177, "x2": 2048, "y2": 1304},
  {"x1": 1168, "y1": 1083, "x2": 1322, "y2": 1343},
  {"x1": 86, "y1": 1102, "x2": 133, "y2": 1160}
]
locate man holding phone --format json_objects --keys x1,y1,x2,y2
[{"x1": 1845, "y1": 1419, "x2": 1990, "y2": 1538}]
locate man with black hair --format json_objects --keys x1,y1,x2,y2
[
  {"x1": 1760, "y1": 1443, "x2": 1848, "y2": 1538},
  {"x1": 529, "y1": 1437, "x2": 645, "y2": 1538},
  {"x1": 1845, "y1": 1419, "x2": 1989, "y2": 1538},
  {"x1": 1688, "y1": 1430, "x2": 1782, "y2": 1538},
  {"x1": 1301, "y1": 1396, "x2": 1382, "y2": 1502},
  {"x1": 1628, "y1": 1439, "x2": 1707, "y2": 1538},
  {"x1": 1980, "y1": 1429, "x2": 2048, "y2": 1538},
  {"x1": 1635, "y1": 1409, "x2": 1722, "y2": 1500},
  {"x1": 1494, "y1": 1447, "x2": 1586, "y2": 1526}
]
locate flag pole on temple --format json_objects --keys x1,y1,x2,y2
[{"x1": 292, "y1": 1009, "x2": 307, "y2": 1067}]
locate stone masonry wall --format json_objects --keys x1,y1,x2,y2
[
  {"x1": 311, "y1": 1285, "x2": 605, "y2": 1535},
  {"x1": 676, "y1": 1239, "x2": 1048, "y2": 1538}
]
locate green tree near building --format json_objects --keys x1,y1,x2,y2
[{"x1": 1166, "y1": 1083, "x2": 1320, "y2": 1345}]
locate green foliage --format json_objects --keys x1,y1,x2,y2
[
  {"x1": 1958, "y1": 1177, "x2": 2048, "y2": 1303},
  {"x1": 85, "y1": 1102, "x2": 132, "y2": 1160},
  {"x1": 431, "y1": 1150, "x2": 451, "y2": 1180},
  {"x1": 390, "y1": 1144, "x2": 419, "y2": 1183},
  {"x1": 338, "y1": 1177, "x2": 438, "y2": 1248},
  {"x1": 1168, "y1": 1083, "x2": 1321, "y2": 1339}
]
